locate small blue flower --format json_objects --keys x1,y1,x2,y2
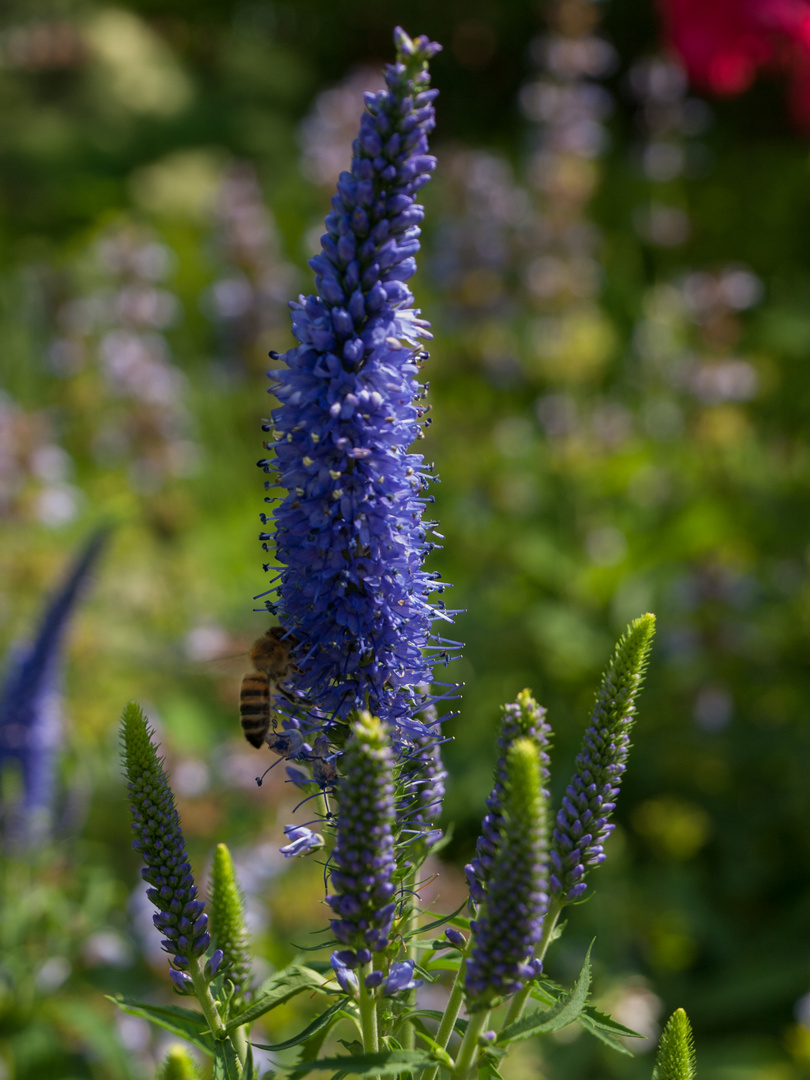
[
  {"x1": 262, "y1": 29, "x2": 451, "y2": 739},
  {"x1": 444, "y1": 927, "x2": 466, "y2": 949},
  {"x1": 279, "y1": 823, "x2": 324, "y2": 857},
  {"x1": 204, "y1": 949, "x2": 224, "y2": 980},
  {"x1": 382, "y1": 959, "x2": 423, "y2": 996},
  {"x1": 331, "y1": 951, "x2": 359, "y2": 997}
]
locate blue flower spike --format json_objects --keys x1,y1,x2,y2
[
  {"x1": 549, "y1": 613, "x2": 656, "y2": 905},
  {"x1": 466, "y1": 690, "x2": 551, "y2": 904},
  {"x1": 0, "y1": 526, "x2": 108, "y2": 844},
  {"x1": 325, "y1": 712, "x2": 397, "y2": 968},
  {"x1": 263, "y1": 29, "x2": 452, "y2": 741},
  {"x1": 465, "y1": 737, "x2": 548, "y2": 1010}
]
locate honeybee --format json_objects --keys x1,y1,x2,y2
[{"x1": 239, "y1": 627, "x2": 300, "y2": 748}]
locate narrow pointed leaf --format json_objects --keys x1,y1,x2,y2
[
  {"x1": 288, "y1": 1050, "x2": 435, "y2": 1078},
  {"x1": 254, "y1": 1000, "x2": 349, "y2": 1052},
  {"x1": 577, "y1": 1012, "x2": 637, "y2": 1055},
  {"x1": 224, "y1": 967, "x2": 324, "y2": 1032},
  {"x1": 403, "y1": 901, "x2": 469, "y2": 939},
  {"x1": 108, "y1": 997, "x2": 214, "y2": 1056},
  {"x1": 578, "y1": 1006, "x2": 643, "y2": 1041},
  {"x1": 213, "y1": 1039, "x2": 242, "y2": 1080},
  {"x1": 497, "y1": 943, "x2": 592, "y2": 1044}
]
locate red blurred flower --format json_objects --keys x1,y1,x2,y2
[{"x1": 659, "y1": 0, "x2": 810, "y2": 128}]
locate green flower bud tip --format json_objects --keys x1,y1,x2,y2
[
  {"x1": 466, "y1": 689, "x2": 551, "y2": 903},
  {"x1": 549, "y1": 613, "x2": 656, "y2": 902},
  {"x1": 157, "y1": 1045, "x2": 203, "y2": 1080},
  {"x1": 121, "y1": 703, "x2": 210, "y2": 979},
  {"x1": 465, "y1": 737, "x2": 548, "y2": 1005},
  {"x1": 209, "y1": 843, "x2": 253, "y2": 1005},
  {"x1": 653, "y1": 1008, "x2": 696, "y2": 1080}
]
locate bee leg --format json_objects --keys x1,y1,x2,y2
[{"x1": 275, "y1": 683, "x2": 305, "y2": 706}]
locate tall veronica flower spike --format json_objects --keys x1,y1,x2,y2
[
  {"x1": 549, "y1": 613, "x2": 656, "y2": 903},
  {"x1": 465, "y1": 737, "x2": 548, "y2": 1008},
  {"x1": 262, "y1": 29, "x2": 450, "y2": 739},
  {"x1": 465, "y1": 689, "x2": 551, "y2": 904},
  {"x1": 325, "y1": 712, "x2": 396, "y2": 973}
]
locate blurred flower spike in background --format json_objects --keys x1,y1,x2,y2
[
  {"x1": 263, "y1": 28, "x2": 459, "y2": 742},
  {"x1": 0, "y1": 527, "x2": 108, "y2": 846}
]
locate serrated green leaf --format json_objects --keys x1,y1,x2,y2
[
  {"x1": 107, "y1": 996, "x2": 215, "y2": 1056},
  {"x1": 477, "y1": 1060, "x2": 505, "y2": 1080},
  {"x1": 577, "y1": 1013, "x2": 636, "y2": 1055},
  {"x1": 580, "y1": 1006, "x2": 643, "y2": 1041},
  {"x1": 497, "y1": 942, "x2": 593, "y2": 1045},
  {"x1": 254, "y1": 1000, "x2": 349, "y2": 1052},
  {"x1": 213, "y1": 1038, "x2": 242, "y2": 1080},
  {"x1": 288, "y1": 1050, "x2": 435, "y2": 1078},
  {"x1": 225, "y1": 968, "x2": 325, "y2": 1032}
]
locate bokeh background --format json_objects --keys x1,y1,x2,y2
[{"x1": 3, "y1": 0, "x2": 810, "y2": 1076}]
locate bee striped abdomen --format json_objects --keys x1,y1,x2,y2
[{"x1": 240, "y1": 672, "x2": 271, "y2": 748}]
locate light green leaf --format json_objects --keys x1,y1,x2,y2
[
  {"x1": 213, "y1": 1038, "x2": 242, "y2": 1080},
  {"x1": 497, "y1": 943, "x2": 592, "y2": 1044},
  {"x1": 225, "y1": 968, "x2": 325, "y2": 1032},
  {"x1": 288, "y1": 1050, "x2": 436, "y2": 1078},
  {"x1": 107, "y1": 996, "x2": 214, "y2": 1056},
  {"x1": 254, "y1": 1000, "x2": 350, "y2": 1052}
]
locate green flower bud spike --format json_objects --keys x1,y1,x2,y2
[
  {"x1": 157, "y1": 1045, "x2": 203, "y2": 1080},
  {"x1": 120, "y1": 703, "x2": 230, "y2": 1048},
  {"x1": 549, "y1": 613, "x2": 656, "y2": 904},
  {"x1": 652, "y1": 1008, "x2": 697, "y2": 1080},
  {"x1": 209, "y1": 843, "x2": 253, "y2": 1011}
]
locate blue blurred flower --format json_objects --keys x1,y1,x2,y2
[
  {"x1": 279, "y1": 823, "x2": 324, "y2": 857},
  {"x1": 0, "y1": 527, "x2": 107, "y2": 844},
  {"x1": 262, "y1": 29, "x2": 451, "y2": 738}
]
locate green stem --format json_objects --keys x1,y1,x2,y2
[
  {"x1": 503, "y1": 901, "x2": 563, "y2": 1029},
  {"x1": 229, "y1": 1023, "x2": 250, "y2": 1068},
  {"x1": 400, "y1": 868, "x2": 420, "y2": 1051},
  {"x1": 419, "y1": 937, "x2": 473, "y2": 1080},
  {"x1": 359, "y1": 962, "x2": 380, "y2": 1056},
  {"x1": 452, "y1": 1009, "x2": 490, "y2": 1080},
  {"x1": 188, "y1": 955, "x2": 230, "y2": 1045}
]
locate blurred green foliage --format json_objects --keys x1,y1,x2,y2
[{"x1": 3, "y1": 1, "x2": 810, "y2": 1078}]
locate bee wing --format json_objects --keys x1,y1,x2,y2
[{"x1": 204, "y1": 651, "x2": 251, "y2": 675}]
